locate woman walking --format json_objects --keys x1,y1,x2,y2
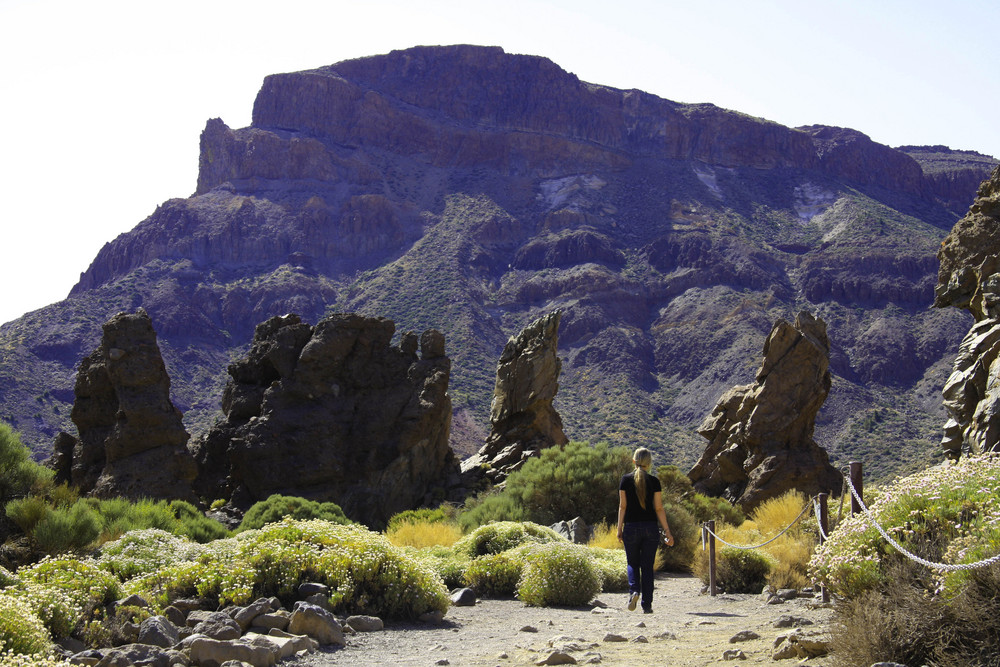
[{"x1": 617, "y1": 447, "x2": 673, "y2": 613}]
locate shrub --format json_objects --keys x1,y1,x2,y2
[
  {"x1": 588, "y1": 547, "x2": 629, "y2": 592},
  {"x1": 457, "y1": 492, "x2": 526, "y2": 530},
  {"x1": 386, "y1": 508, "x2": 449, "y2": 531},
  {"x1": 656, "y1": 502, "x2": 699, "y2": 572},
  {"x1": 169, "y1": 501, "x2": 230, "y2": 543},
  {"x1": 0, "y1": 423, "x2": 52, "y2": 503},
  {"x1": 809, "y1": 455, "x2": 1000, "y2": 599},
  {"x1": 9, "y1": 582, "x2": 81, "y2": 639},
  {"x1": 704, "y1": 547, "x2": 774, "y2": 594},
  {"x1": 517, "y1": 543, "x2": 601, "y2": 606},
  {"x1": 386, "y1": 518, "x2": 462, "y2": 549},
  {"x1": 400, "y1": 547, "x2": 468, "y2": 590},
  {"x1": 463, "y1": 550, "x2": 525, "y2": 597},
  {"x1": 96, "y1": 529, "x2": 203, "y2": 581},
  {"x1": 31, "y1": 503, "x2": 100, "y2": 554},
  {"x1": 5, "y1": 496, "x2": 51, "y2": 534},
  {"x1": 125, "y1": 520, "x2": 448, "y2": 620},
  {"x1": 19, "y1": 558, "x2": 123, "y2": 609},
  {"x1": 0, "y1": 651, "x2": 72, "y2": 667},
  {"x1": 0, "y1": 567, "x2": 17, "y2": 590},
  {"x1": 0, "y1": 593, "x2": 51, "y2": 656},
  {"x1": 453, "y1": 521, "x2": 565, "y2": 558},
  {"x1": 656, "y1": 465, "x2": 745, "y2": 526},
  {"x1": 238, "y1": 495, "x2": 352, "y2": 531}
]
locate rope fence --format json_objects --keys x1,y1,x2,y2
[{"x1": 698, "y1": 460, "x2": 1000, "y2": 596}]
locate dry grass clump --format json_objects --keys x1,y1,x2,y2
[
  {"x1": 386, "y1": 519, "x2": 462, "y2": 549},
  {"x1": 586, "y1": 522, "x2": 622, "y2": 550}
]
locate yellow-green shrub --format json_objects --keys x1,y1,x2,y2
[
  {"x1": 589, "y1": 548, "x2": 629, "y2": 592},
  {"x1": 8, "y1": 583, "x2": 80, "y2": 640},
  {"x1": 386, "y1": 519, "x2": 462, "y2": 548},
  {"x1": 463, "y1": 550, "x2": 525, "y2": 597},
  {"x1": 452, "y1": 521, "x2": 565, "y2": 558},
  {"x1": 18, "y1": 558, "x2": 121, "y2": 609},
  {"x1": 517, "y1": 543, "x2": 601, "y2": 606}
]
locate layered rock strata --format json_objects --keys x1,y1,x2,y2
[
  {"x1": 461, "y1": 311, "x2": 567, "y2": 483},
  {"x1": 935, "y1": 166, "x2": 1000, "y2": 458},
  {"x1": 64, "y1": 310, "x2": 197, "y2": 501},
  {"x1": 688, "y1": 311, "x2": 843, "y2": 510},
  {"x1": 190, "y1": 313, "x2": 459, "y2": 527}
]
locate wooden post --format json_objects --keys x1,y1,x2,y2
[
  {"x1": 706, "y1": 520, "x2": 717, "y2": 597},
  {"x1": 818, "y1": 493, "x2": 830, "y2": 603},
  {"x1": 850, "y1": 461, "x2": 863, "y2": 516}
]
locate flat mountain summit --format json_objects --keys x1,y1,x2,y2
[{"x1": 1, "y1": 45, "x2": 996, "y2": 479}]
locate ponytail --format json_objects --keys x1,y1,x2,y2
[{"x1": 632, "y1": 447, "x2": 653, "y2": 510}]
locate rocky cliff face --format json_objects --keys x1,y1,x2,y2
[
  {"x1": 935, "y1": 166, "x2": 1000, "y2": 457},
  {"x1": 190, "y1": 313, "x2": 459, "y2": 527},
  {"x1": 60, "y1": 310, "x2": 197, "y2": 501},
  {"x1": 461, "y1": 311, "x2": 567, "y2": 483},
  {"x1": 1, "y1": 46, "x2": 995, "y2": 485},
  {"x1": 689, "y1": 312, "x2": 843, "y2": 510}
]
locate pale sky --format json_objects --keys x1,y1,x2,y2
[{"x1": 0, "y1": 0, "x2": 996, "y2": 326}]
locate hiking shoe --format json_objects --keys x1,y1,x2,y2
[
  {"x1": 627, "y1": 592, "x2": 639, "y2": 611},
  {"x1": 642, "y1": 607, "x2": 653, "y2": 614}
]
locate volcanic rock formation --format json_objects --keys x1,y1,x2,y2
[
  {"x1": 935, "y1": 166, "x2": 1000, "y2": 458},
  {"x1": 190, "y1": 313, "x2": 459, "y2": 527},
  {"x1": 461, "y1": 311, "x2": 567, "y2": 484},
  {"x1": 61, "y1": 310, "x2": 197, "y2": 501},
  {"x1": 688, "y1": 311, "x2": 843, "y2": 510}
]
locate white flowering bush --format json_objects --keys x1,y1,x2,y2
[
  {"x1": 7, "y1": 583, "x2": 80, "y2": 640},
  {"x1": 453, "y1": 521, "x2": 565, "y2": 558},
  {"x1": 399, "y1": 546, "x2": 469, "y2": 590},
  {"x1": 17, "y1": 558, "x2": 122, "y2": 609},
  {"x1": 0, "y1": 567, "x2": 18, "y2": 590},
  {"x1": 126, "y1": 519, "x2": 449, "y2": 619},
  {"x1": 517, "y1": 542, "x2": 601, "y2": 606},
  {"x1": 809, "y1": 455, "x2": 1000, "y2": 598},
  {"x1": 0, "y1": 651, "x2": 72, "y2": 667},
  {"x1": 0, "y1": 593, "x2": 51, "y2": 656},
  {"x1": 97, "y1": 529, "x2": 204, "y2": 581}
]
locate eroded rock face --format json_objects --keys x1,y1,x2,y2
[
  {"x1": 936, "y1": 166, "x2": 1000, "y2": 458},
  {"x1": 688, "y1": 312, "x2": 842, "y2": 510},
  {"x1": 67, "y1": 310, "x2": 196, "y2": 501},
  {"x1": 461, "y1": 311, "x2": 567, "y2": 483},
  {"x1": 190, "y1": 313, "x2": 459, "y2": 527}
]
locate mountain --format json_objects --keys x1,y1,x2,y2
[{"x1": 0, "y1": 45, "x2": 995, "y2": 483}]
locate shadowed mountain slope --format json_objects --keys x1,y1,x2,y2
[{"x1": 0, "y1": 45, "x2": 994, "y2": 483}]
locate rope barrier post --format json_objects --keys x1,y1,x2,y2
[
  {"x1": 818, "y1": 493, "x2": 830, "y2": 603},
  {"x1": 707, "y1": 520, "x2": 717, "y2": 597},
  {"x1": 850, "y1": 461, "x2": 863, "y2": 516}
]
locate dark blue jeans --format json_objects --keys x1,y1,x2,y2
[{"x1": 623, "y1": 521, "x2": 659, "y2": 610}]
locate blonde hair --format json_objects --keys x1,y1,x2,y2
[{"x1": 633, "y1": 447, "x2": 653, "y2": 510}]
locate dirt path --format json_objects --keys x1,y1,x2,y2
[{"x1": 286, "y1": 574, "x2": 835, "y2": 666}]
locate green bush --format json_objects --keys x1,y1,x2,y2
[
  {"x1": 0, "y1": 423, "x2": 52, "y2": 503},
  {"x1": 0, "y1": 592, "x2": 51, "y2": 656},
  {"x1": 238, "y1": 495, "x2": 352, "y2": 531},
  {"x1": 517, "y1": 543, "x2": 601, "y2": 606},
  {"x1": 31, "y1": 503, "x2": 100, "y2": 555},
  {"x1": 169, "y1": 501, "x2": 230, "y2": 543},
  {"x1": 453, "y1": 521, "x2": 565, "y2": 558},
  {"x1": 457, "y1": 492, "x2": 527, "y2": 530},
  {"x1": 399, "y1": 546, "x2": 468, "y2": 590},
  {"x1": 5, "y1": 496, "x2": 51, "y2": 534},
  {"x1": 657, "y1": 502, "x2": 700, "y2": 572},
  {"x1": 126, "y1": 520, "x2": 448, "y2": 620},
  {"x1": 703, "y1": 547, "x2": 774, "y2": 594},
  {"x1": 463, "y1": 550, "x2": 526, "y2": 597},
  {"x1": 657, "y1": 465, "x2": 745, "y2": 526}
]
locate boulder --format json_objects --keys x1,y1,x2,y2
[
  {"x1": 462, "y1": 311, "x2": 567, "y2": 483},
  {"x1": 935, "y1": 166, "x2": 1000, "y2": 458},
  {"x1": 192, "y1": 612, "x2": 242, "y2": 641},
  {"x1": 66, "y1": 309, "x2": 197, "y2": 501},
  {"x1": 94, "y1": 643, "x2": 175, "y2": 667},
  {"x1": 286, "y1": 602, "x2": 345, "y2": 646},
  {"x1": 137, "y1": 615, "x2": 180, "y2": 648},
  {"x1": 187, "y1": 637, "x2": 276, "y2": 667},
  {"x1": 550, "y1": 517, "x2": 591, "y2": 544},
  {"x1": 190, "y1": 313, "x2": 460, "y2": 527},
  {"x1": 688, "y1": 311, "x2": 843, "y2": 510}
]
